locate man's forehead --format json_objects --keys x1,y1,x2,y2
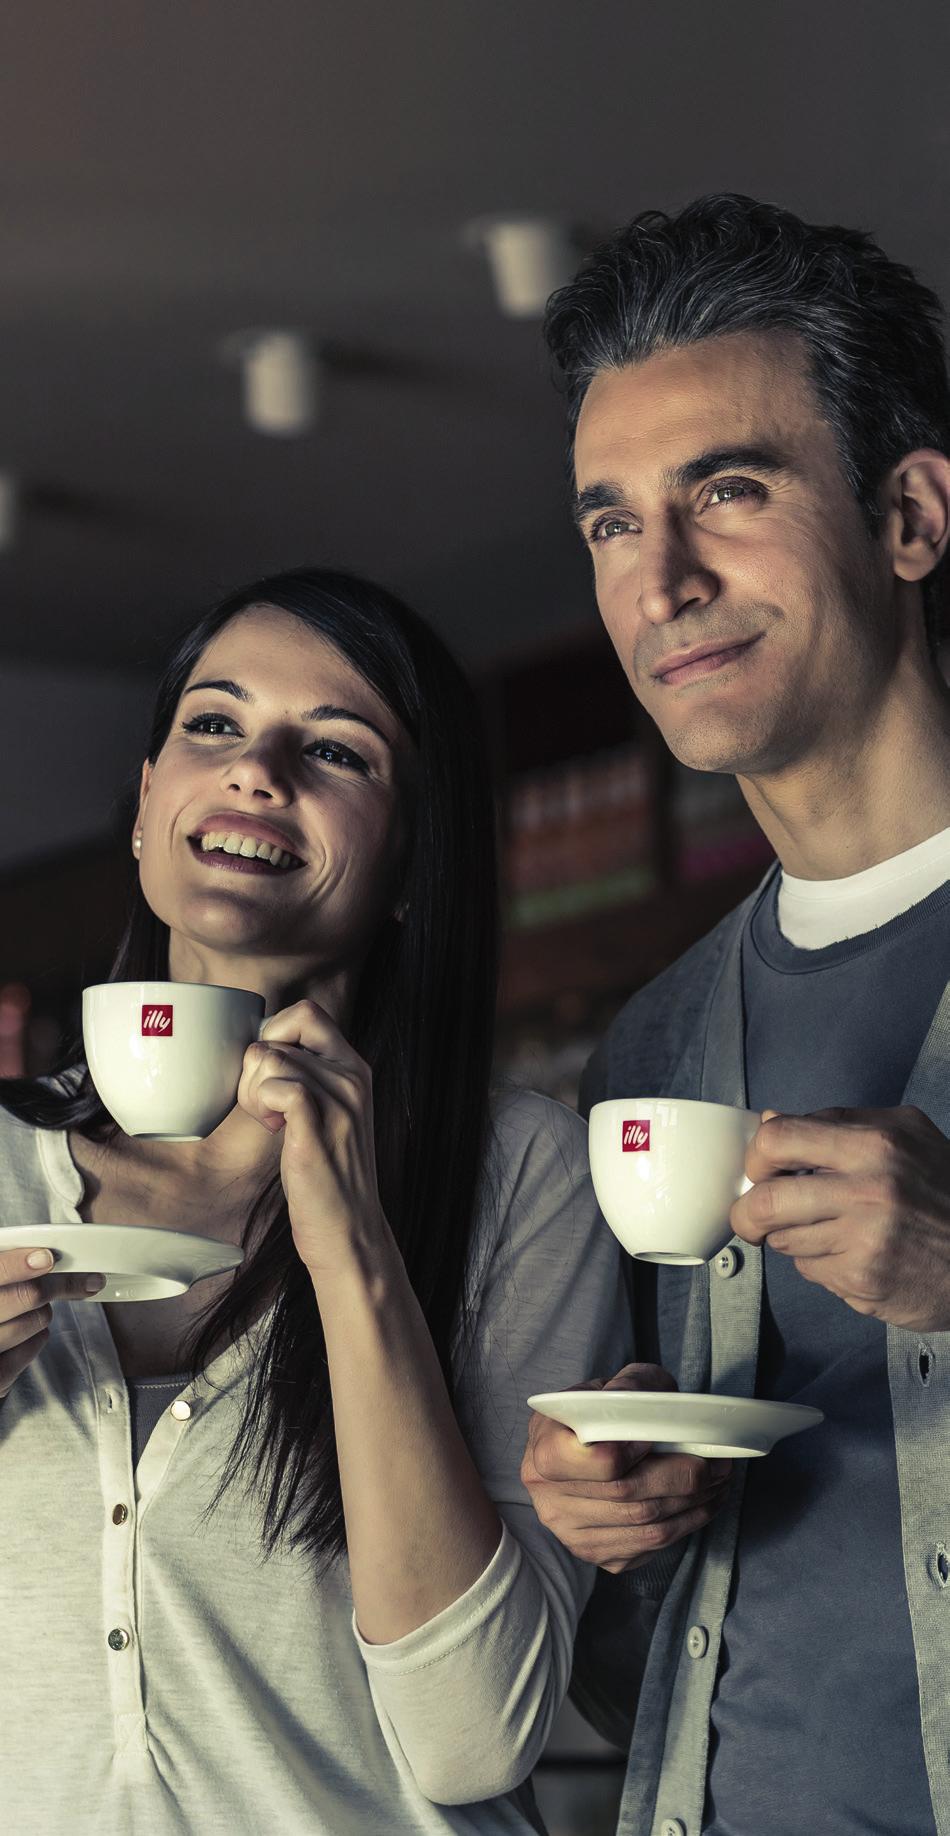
[{"x1": 574, "y1": 330, "x2": 818, "y2": 482}]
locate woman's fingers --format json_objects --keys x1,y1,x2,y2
[
  {"x1": 239, "y1": 1040, "x2": 363, "y2": 1132},
  {"x1": 0, "y1": 1299, "x2": 52, "y2": 1354},
  {"x1": 0, "y1": 1249, "x2": 107, "y2": 1400},
  {"x1": 0, "y1": 1260, "x2": 106, "y2": 1325},
  {"x1": 0, "y1": 1327, "x2": 51, "y2": 1400}
]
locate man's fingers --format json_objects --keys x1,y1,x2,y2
[
  {"x1": 525, "y1": 1434, "x2": 731, "y2": 1495},
  {"x1": 568, "y1": 1483, "x2": 731, "y2": 1532},
  {"x1": 525, "y1": 1419, "x2": 646, "y2": 1483},
  {"x1": 732, "y1": 1171, "x2": 848, "y2": 1243},
  {"x1": 601, "y1": 1362, "x2": 679, "y2": 1395},
  {"x1": 744, "y1": 1111, "x2": 876, "y2": 1183},
  {"x1": 525, "y1": 1363, "x2": 681, "y2": 1481},
  {"x1": 577, "y1": 1495, "x2": 732, "y2": 1572}
]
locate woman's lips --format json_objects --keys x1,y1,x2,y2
[
  {"x1": 655, "y1": 638, "x2": 759, "y2": 687},
  {"x1": 186, "y1": 837, "x2": 301, "y2": 878}
]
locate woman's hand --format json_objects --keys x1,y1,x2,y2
[
  {"x1": 0, "y1": 1247, "x2": 106, "y2": 1400},
  {"x1": 236, "y1": 998, "x2": 386, "y2": 1279}
]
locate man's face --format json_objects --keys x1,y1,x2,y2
[{"x1": 572, "y1": 330, "x2": 896, "y2": 777}]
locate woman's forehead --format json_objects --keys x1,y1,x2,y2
[
  {"x1": 193, "y1": 606, "x2": 368, "y2": 694},
  {"x1": 185, "y1": 604, "x2": 406, "y2": 746}
]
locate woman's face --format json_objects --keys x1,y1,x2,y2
[{"x1": 135, "y1": 605, "x2": 411, "y2": 1000}]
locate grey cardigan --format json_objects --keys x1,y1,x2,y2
[{"x1": 570, "y1": 870, "x2": 950, "y2": 1836}]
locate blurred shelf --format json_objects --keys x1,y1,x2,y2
[
  {"x1": 499, "y1": 863, "x2": 770, "y2": 1019},
  {"x1": 0, "y1": 839, "x2": 130, "y2": 987}
]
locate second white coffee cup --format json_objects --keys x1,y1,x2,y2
[
  {"x1": 82, "y1": 980, "x2": 266, "y2": 1140},
  {"x1": 588, "y1": 1096, "x2": 760, "y2": 1265}
]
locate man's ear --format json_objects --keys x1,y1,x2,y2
[{"x1": 883, "y1": 448, "x2": 950, "y2": 585}]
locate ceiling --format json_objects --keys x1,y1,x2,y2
[{"x1": 1, "y1": 0, "x2": 948, "y2": 679}]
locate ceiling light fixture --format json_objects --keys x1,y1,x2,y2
[
  {"x1": 220, "y1": 330, "x2": 321, "y2": 436},
  {"x1": 463, "y1": 215, "x2": 581, "y2": 319}
]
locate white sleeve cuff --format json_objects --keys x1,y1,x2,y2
[{"x1": 351, "y1": 1518, "x2": 519, "y2": 1670}]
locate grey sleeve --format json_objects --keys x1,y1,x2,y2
[{"x1": 353, "y1": 1090, "x2": 632, "y2": 1804}]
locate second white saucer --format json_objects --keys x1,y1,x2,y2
[{"x1": 527, "y1": 1389, "x2": 824, "y2": 1457}]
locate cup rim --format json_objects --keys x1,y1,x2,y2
[
  {"x1": 589, "y1": 1096, "x2": 758, "y2": 1120},
  {"x1": 83, "y1": 979, "x2": 264, "y2": 1001}
]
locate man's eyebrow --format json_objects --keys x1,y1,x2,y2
[
  {"x1": 665, "y1": 444, "x2": 794, "y2": 491},
  {"x1": 181, "y1": 679, "x2": 391, "y2": 746},
  {"x1": 571, "y1": 445, "x2": 793, "y2": 528}
]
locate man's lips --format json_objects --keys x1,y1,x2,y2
[{"x1": 651, "y1": 636, "x2": 761, "y2": 687}]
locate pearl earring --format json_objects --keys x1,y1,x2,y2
[{"x1": 132, "y1": 833, "x2": 143, "y2": 856}]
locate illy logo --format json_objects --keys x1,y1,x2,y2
[
  {"x1": 142, "y1": 1004, "x2": 173, "y2": 1036},
  {"x1": 622, "y1": 1120, "x2": 650, "y2": 1152}
]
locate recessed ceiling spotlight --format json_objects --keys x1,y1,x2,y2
[
  {"x1": 462, "y1": 215, "x2": 581, "y2": 319},
  {"x1": 219, "y1": 330, "x2": 321, "y2": 436}
]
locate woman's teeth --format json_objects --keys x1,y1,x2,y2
[{"x1": 198, "y1": 832, "x2": 297, "y2": 869}]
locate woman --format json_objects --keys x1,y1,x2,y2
[{"x1": 0, "y1": 568, "x2": 627, "y2": 1836}]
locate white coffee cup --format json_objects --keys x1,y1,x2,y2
[
  {"x1": 82, "y1": 981, "x2": 265, "y2": 1140},
  {"x1": 588, "y1": 1097, "x2": 760, "y2": 1265}
]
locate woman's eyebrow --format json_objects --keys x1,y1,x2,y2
[
  {"x1": 182, "y1": 679, "x2": 391, "y2": 747},
  {"x1": 302, "y1": 703, "x2": 392, "y2": 748},
  {"x1": 183, "y1": 677, "x2": 251, "y2": 702}
]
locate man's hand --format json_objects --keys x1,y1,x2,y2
[
  {"x1": 731, "y1": 1106, "x2": 950, "y2": 1331},
  {"x1": 521, "y1": 1364, "x2": 733, "y2": 1575}
]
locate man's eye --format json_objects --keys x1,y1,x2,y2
[
  {"x1": 705, "y1": 479, "x2": 764, "y2": 507},
  {"x1": 181, "y1": 712, "x2": 239, "y2": 736},
  {"x1": 589, "y1": 516, "x2": 636, "y2": 543}
]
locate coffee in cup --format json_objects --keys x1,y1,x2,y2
[
  {"x1": 82, "y1": 980, "x2": 265, "y2": 1140},
  {"x1": 588, "y1": 1097, "x2": 759, "y2": 1265}
]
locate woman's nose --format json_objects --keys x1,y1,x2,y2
[{"x1": 222, "y1": 738, "x2": 294, "y2": 803}]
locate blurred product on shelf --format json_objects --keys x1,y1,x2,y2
[
  {"x1": 504, "y1": 743, "x2": 654, "y2": 928},
  {"x1": 0, "y1": 983, "x2": 30, "y2": 1077},
  {"x1": 673, "y1": 763, "x2": 774, "y2": 882}
]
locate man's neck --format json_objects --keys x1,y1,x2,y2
[{"x1": 737, "y1": 664, "x2": 950, "y2": 880}]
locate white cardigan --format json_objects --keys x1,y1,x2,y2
[{"x1": 0, "y1": 1083, "x2": 628, "y2": 1835}]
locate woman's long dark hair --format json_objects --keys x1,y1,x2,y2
[{"x1": 2, "y1": 567, "x2": 499, "y2": 1571}]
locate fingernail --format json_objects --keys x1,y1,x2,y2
[
  {"x1": 27, "y1": 1249, "x2": 54, "y2": 1270},
  {"x1": 84, "y1": 1274, "x2": 106, "y2": 1293}
]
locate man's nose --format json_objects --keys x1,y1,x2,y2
[{"x1": 638, "y1": 517, "x2": 718, "y2": 626}]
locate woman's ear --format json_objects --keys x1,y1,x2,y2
[{"x1": 883, "y1": 448, "x2": 950, "y2": 584}]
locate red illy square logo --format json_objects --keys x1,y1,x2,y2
[
  {"x1": 622, "y1": 1120, "x2": 650, "y2": 1152},
  {"x1": 142, "y1": 1004, "x2": 173, "y2": 1036}
]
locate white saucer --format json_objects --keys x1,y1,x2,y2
[
  {"x1": 3, "y1": 1224, "x2": 243, "y2": 1303},
  {"x1": 527, "y1": 1389, "x2": 824, "y2": 1457}
]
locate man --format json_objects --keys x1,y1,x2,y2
[{"x1": 521, "y1": 195, "x2": 950, "y2": 1836}]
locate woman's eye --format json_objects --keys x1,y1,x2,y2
[
  {"x1": 590, "y1": 515, "x2": 636, "y2": 543},
  {"x1": 705, "y1": 479, "x2": 764, "y2": 507},
  {"x1": 306, "y1": 739, "x2": 369, "y2": 773},
  {"x1": 181, "y1": 712, "x2": 239, "y2": 737}
]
